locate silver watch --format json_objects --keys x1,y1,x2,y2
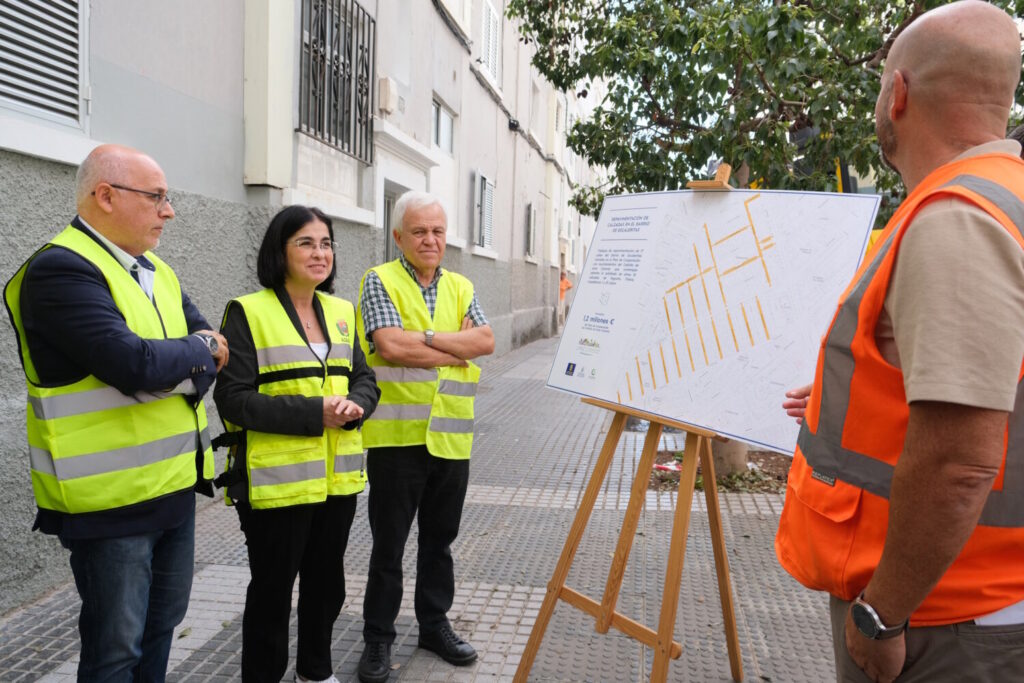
[
  {"x1": 851, "y1": 593, "x2": 907, "y2": 640},
  {"x1": 424, "y1": 329, "x2": 435, "y2": 347},
  {"x1": 195, "y1": 333, "x2": 219, "y2": 355}
]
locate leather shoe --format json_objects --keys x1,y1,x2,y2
[
  {"x1": 357, "y1": 641, "x2": 391, "y2": 683},
  {"x1": 417, "y1": 624, "x2": 478, "y2": 665}
]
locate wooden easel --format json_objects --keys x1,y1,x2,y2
[
  {"x1": 515, "y1": 166, "x2": 742, "y2": 683},
  {"x1": 513, "y1": 399, "x2": 742, "y2": 682}
]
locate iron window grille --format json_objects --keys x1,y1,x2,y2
[{"x1": 299, "y1": 0, "x2": 375, "y2": 164}]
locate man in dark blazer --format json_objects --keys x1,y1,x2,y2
[{"x1": 4, "y1": 144, "x2": 227, "y2": 682}]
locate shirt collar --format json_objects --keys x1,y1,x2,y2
[
  {"x1": 76, "y1": 216, "x2": 153, "y2": 273},
  {"x1": 952, "y1": 139, "x2": 1022, "y2": 162},
  {"x1": 398, "y1": 252, "x2": 443, "y2": 288}
]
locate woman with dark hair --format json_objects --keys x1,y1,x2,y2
[{"x1": 214, "y1": 205, "x2": 379, "y2": 683}]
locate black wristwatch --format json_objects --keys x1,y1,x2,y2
[
  {"x1": 195, "y1": 333, "x2": 219, "y2": 355},
  {"x1": 851, "y1": 593, "x2": 908, "y2": 640}
]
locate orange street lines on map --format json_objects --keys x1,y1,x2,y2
[{"x1": 622, "y1": 194, "x2": 776, "y2": 398}]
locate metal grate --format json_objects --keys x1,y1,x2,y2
[
  {"x1": 0, "y1": 0, "x2": 81, "y2": 122},
  {"x1": 299, "y1": 0, "x2": 375, "y2": 164}
]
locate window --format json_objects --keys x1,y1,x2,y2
[
  {"x1": 555, "y1": 100, "x2": 563, "y2": 132},
  {"x1": 0, "y1": 1, "x2": 83, "y2": 125},
  {"x1": 525, "y1": 203, "x2": 537, "y2": 257},
  {"x1": 299, "y1": 0, "x2": 376, "y2": 164},
  {"x1": 431, "y1": 99, "x2": 453, "y2": 155},
  {"x1": 480, "y1": 0, "x2": 500, "y2": 81},
  {"x1": 475, "y1": 173, "x2": 494, "y2": 248}
]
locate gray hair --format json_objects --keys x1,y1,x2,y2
[
  {"x1": 391, "y1": 190, "x2": 445, "y2": 233},
  {"x1": 75, "y1": 147, "x2": 127, "y2": 207}
]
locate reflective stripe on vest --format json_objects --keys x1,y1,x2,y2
[
  {"x1": 798, "y1": 173, "x2": 1024, "y2": 527},
  {"x1": 30, "y1": 429, "x2": 209, "y2": 480},
  {"x1": 223, "y1": 289, "x2": 365, "y2": 509},
  {"x1": 28, "y1": 385, "x2": 168, "y2": 420},
  {"x1": 357, "y1": 260, "x2": 480, "y2": 457},
  {"x1": 255, "y1": 342, "x2": 354, "y2": 371},
  {"x1": 4, "y1": 225, "x2": 213, "y2": 514}
]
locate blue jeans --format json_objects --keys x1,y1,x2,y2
[{"x1": 62, "y1": 500, "x2": 195, "y2": 683}]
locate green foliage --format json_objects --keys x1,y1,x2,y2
[{"x1": 508, "y1": 0, "x2": 1024, "y2": 222}]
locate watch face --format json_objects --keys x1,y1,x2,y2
[{"x1": 852, "y1": 603, "x2": 880, "y2": 639}]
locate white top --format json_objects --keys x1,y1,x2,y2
[{"x1": 309, "y1": 342, "x2": 329, "y2": 362}]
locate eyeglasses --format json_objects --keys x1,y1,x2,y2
[
  {"x1": 97, "y1": 183, "x2": 173, "y2": 210},
  {"x1": 290, "y1": 237, "x2": 338, "y2": 252}
]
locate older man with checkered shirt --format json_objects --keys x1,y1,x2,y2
[{"x1": 355, "y1": 191, "x2": 494, "y2": 683}]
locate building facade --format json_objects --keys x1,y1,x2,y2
[{"x1": 0, "y1": 0, "x2": 598, "y2": 612}]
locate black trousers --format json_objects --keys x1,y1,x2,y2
[
  {"x1": 362, "y1": 445, "x2": 470, "y2": 643},
  {"x1": 237, "y1": 494, "x2": 357, "y2": 683}
]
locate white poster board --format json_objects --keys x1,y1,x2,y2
[{"x1": 548, "y1": 189, "x2": 879, "y2": 454}]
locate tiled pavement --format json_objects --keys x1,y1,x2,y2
[{"x1": 0, "y1": 336, "x2": 834, "y2": 682}]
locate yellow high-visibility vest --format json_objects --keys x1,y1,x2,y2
[
  {"x1": 4, "y1": 225, "x2": 213, "y2": 515},
  {"x1": 223, "y1": 289, "x2": 365, "y2": 509},
  {"x1": 356, "y1": 260, "x2": 480, "y2": 459}
]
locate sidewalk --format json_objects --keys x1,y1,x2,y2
[{"x1": 0, "y1": 336, "x2": 834, "y2": 682}]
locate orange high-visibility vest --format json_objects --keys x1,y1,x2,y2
[{"x1": 775, "y1": 152, "x2": 1024, "y2": 626}]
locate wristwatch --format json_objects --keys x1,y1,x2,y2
[
  {"x1": 424, "y1": 329, "x2": 435, "y2": 347},
  {"x1": 851, "y1": 593, "x2": 908, "y2": 640},
  {"x1": 195, "y1": 333, "x2": 219, "y2": 355}
]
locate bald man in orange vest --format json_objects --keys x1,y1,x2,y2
[{"x1": 776, "y1": 2, "x2": 1024, "y2": 681}]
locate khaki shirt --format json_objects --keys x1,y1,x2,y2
[{"x1": 876, "y1": 139, "x2": 1024, "y2": 410}]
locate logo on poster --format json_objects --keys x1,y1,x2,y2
[{"x1": 565, "y1": 362, "x2": 576, "y2": 376}]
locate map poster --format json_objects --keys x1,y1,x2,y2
[{"x1": 547, "y1": 189, "x2": 879, "y2": 454}]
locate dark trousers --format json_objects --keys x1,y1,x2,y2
[
  {"x1": 237, "y1": 494, "x2": 357, "y2": 683},
  {"x1": 362, "y1": 445, "x2": 470, "y2": 643}
]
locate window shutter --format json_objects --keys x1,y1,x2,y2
[
  {"x1": 488, "y1": 8, "x2": 499, "y2": 79},
  {"x1": 0, "y1": 0, "x2": 81, "y2": 122},
  {"x1": 482, "y1": 178, "x2": 494, "y2": 247},
  {"x1": 481, "y1": 1, "x2": 500, "y2": 79},
  {"x1": 526, "y1": 202, "x2": 537, "y2": 256}
]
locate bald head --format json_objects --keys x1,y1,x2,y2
[
  {"x1": 75, "y1": 144, "x2": 163, "y2": 208},
  {"x1": 75, "y1": 144, "x2": 174, "y2": 256},
  {"x1": 874, "y1": 1, "x2": 1022, "y2": 188},
  {"x1": 885, "y1": 1, "x2": 1020, "y2": 132}
]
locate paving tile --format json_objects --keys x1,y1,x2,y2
[{"x1": 0, "y1": 336, "x2": 833, "y2": 682}]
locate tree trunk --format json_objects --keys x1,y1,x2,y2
[{"x1": 711, "y1": 439, "x2": 747, "y2": 478}]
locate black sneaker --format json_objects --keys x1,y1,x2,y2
[
  {"x1": 357, "y1": 641, "x2": 391, "y2": 683},
  {"x1": 417, "y1": 624, "x2": 478, "y2": 666}
]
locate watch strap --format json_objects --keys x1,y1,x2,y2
[{"x1": 853, "y1": 594, "x2": 908, "y2": 640}]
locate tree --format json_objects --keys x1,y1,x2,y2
[{"x1": 508, "y1": 0, "x2": 1024, "y2": 222}]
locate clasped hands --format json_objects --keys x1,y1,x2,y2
[{"x1": 323, "y1": 396, "x2": 364, "y2": 428}]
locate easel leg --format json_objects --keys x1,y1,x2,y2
[
  {"x1": 514, "y1": 412, "x2": 629, "y2": 683},
  {"x1": 596, "y1": 422, "x2": 664, "y2": 633},
  {"x1": 650, "y1": 432, "x2": 701, "y2": 682},
  {"x1": 700, "y1": 439, "x2": 744, "y2": 682}
]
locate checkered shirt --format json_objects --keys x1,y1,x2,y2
[{"x1": 360, "y1": 253, "x2": 488, "y2": 348}]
